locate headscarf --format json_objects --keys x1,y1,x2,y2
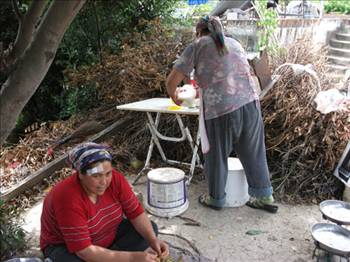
[
  {"x1": 196, "y1": 15, "x2": 228, "y2": 56},
  {"x1": 67, "y1": 142, "x2": 112, "y2": 173}
]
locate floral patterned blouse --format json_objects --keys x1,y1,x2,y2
[{"x1": 174, "y1": 35, "x2": 259, "y2": 120}]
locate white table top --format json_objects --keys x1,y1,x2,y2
[{"x1": 117, "y1": 98, "x2": 199, "y2": 115}]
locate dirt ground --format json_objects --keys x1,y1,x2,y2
[
  {"x1": 136, "y1": 179, "x2": 324, "y2": 262},
  {"x1": 17, "y1": 174, "x2": 333, "y2": 262}
]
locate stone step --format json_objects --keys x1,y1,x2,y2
[
  {"x1": 328, "y1": 47, "x2": 350, "y2": 58},
  {"x1": 335, "y1": 33, "x2": 350, "y2": 42},
  {"x1": 326, "y1": 55, "x2": 350, "y2": 66},
  {"x1": 330, "y1": 39, "x2": 350, "y2": 49},
  {"x1": 325, "y1": 64, "x2": 349, "y2": 74},
  {"x1": 344, "y1": 186, "x2": 350, "y2": 202},
  {"x1": 325, "y1": 72, "x2": 345, "y2": 83},
  {"x1": 341, "y1": 25, "x2": 350, "y2": 34}
]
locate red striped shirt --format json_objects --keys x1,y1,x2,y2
[{"x1": 40, "y1": 169, "x2": 144, "y2": 253}]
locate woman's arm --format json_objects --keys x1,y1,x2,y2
[
  {"x1": 130, "y1": 212, "x2": 169, "y2": 259},
  {"x1": 76, "y1": 244, "x2": 158, "y2": 262},
  {"x1": 130, "y1": 212, "x2": 157, "y2": 244},
  {"x1": 166, "y1": 68, "x2": 186, "y2": 105}
]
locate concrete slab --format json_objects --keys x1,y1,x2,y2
[{"x1": 135, "y1": 179, "x2": 322, "y2": 262}]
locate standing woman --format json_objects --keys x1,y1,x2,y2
[
  {"x1": 40, "y1": 142, "x2": 169, "y2": 261},
  {"x1": 166, "y1": 16, "x2": 278, "y2": 213}
]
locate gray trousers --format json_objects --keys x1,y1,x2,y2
[{"x1": 204, "y1": 101, "x2": 272, "y2": 207}]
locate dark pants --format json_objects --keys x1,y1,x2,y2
[
  {"x1": 43, "y1": 220, "x2": 158, "y2": 262},
  {"x1": 204, "y1": 101, "x2": 273, "y2": 206}
]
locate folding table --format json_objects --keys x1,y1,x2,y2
[{"x1": 117, "y1": 98, "x2": 202, "y2": 185}]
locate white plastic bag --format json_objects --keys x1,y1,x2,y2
[{"x1": 314, "y1": 88, "x2": 350, "y2": 114}]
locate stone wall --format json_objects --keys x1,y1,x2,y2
[{"x1": 223, "y1": 18, "x2": 350, "y2": 50}]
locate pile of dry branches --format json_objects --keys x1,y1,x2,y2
[
  {"x1": 0, "y1": 120, "x2": 76, "y2": 192},
  {"x1": 67, "y1": 18, "x2": 193, "y2": 104},
  {"x1": 0, "y1": 105, "x2": 120, "y2": 192},
  {"x1": 262, "y1": 38, "x2": 350, "y2": 202}
]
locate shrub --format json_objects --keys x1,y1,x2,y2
[
  {"x1": 324, "y1": 0, "x2": 350, "y2": 14},
  {"x1": 0, "y1": 200, "x2": 26, "y2": 260},
  {"x1": 57, "y1": 84, "x2": 99, "y2": 119}
]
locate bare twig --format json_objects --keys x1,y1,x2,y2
[
  {"x1": 176, "y1": 215, "x2": 201, "y2": 227},
  {"x1": 165, "y1": 241, "x2": 194, "y2": 257},
  {"x1": 159, "y1": 231, "x2": 201, "y2": 257}
]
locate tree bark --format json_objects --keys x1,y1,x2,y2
[
  {"x1": 0, "y1": 0, "x2": 86, "y2": 145},
  {"x1": 12, "y1": 0, "x2": 24, "y2": 21},
  {"x1": 92, "y1": 0, "x2": 103, "y2": 64},
  {"x1": 7, "y1": 0, "x2": 48, "y2": 70}
]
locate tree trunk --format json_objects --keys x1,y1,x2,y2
[
  {"x1": 7, "y1": 0, "x2": 48, "y2": 70},
  {"x1": 0, "y1": 0, "x2": 86, "y2": 146}
]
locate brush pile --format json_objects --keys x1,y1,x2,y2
[
  {"x1": 0, "y1": 105, "x2": 120, "y2": 193},
  {"x1": 262, "y1": 37, "x2": 350, "y2": 202},
  {"x1": 0, "y1": 121, "x2": 76, "y2": 192},
  {"x1": 66, "y1": 18, "x2": 193, "y2": 104}
]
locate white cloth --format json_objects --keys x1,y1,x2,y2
[{"x1": 199, "y1": 89, "x2": 210, "y2": 153}]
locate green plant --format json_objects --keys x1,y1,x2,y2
[
  {"x1": 169, "y1": 0, "x2": 217, "y2": 26},
  {"x1": 57, "y1": 84, "x2": 99, "y2": 119},
  {"x1": 0, "y1": 200, "x2": 26, "y2": 260},
  {"x1": 58, "y1": 0, "x2": 180, "y2": 69},
  {"x1": 255, "y1": 0, "x2": 279, "y2": 52},
  {"x1": 324, "y1": 0, "x2": 350, "y2": 14}
]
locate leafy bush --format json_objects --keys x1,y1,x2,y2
[
  {"x1": 171, "y1": 0, "x2": 217, "y2": 26},
  {"x1": 57, "y1": 84, "x2": 99, "y2": 119},
  {"x1": 58, "y1": 0, "x2": 180, "y2": 69},
  {"x1": 324, "y1": 0, "x2": 350, "y2": 14},
  {"x1": 256, "y1": 0, "x2": 279, "y2": 51},
  {"x1": 0, "y1": 200, "x2": 26, "y2": 260}
]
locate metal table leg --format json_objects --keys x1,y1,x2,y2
[
  {"x1": 133, "y1": 112, "x2": 202, "y2": 185},
  {"x1": 186, "y1": 125, "x2": 202, "y2": 185},
  {"x1": 132, "y1": 113, "x2": 161, "y2": 185}
]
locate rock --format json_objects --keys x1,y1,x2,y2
[{"x1": 130, "y1": 158, "x2": 144, "y2": 169}]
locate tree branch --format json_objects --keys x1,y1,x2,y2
[
  {"x1": 7, "y1": 0, "x2": 48, "y2": 71},
  {"x1": 0, "y1": 0, "x2": 86, "y2": 146},
  {"x1": 12, "y1": 0, "x2": 23, "y2": 22}
]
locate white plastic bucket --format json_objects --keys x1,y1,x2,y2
[
  {"x1": 146, "y1": 167, "x2": 189, "y2": 218},
  {"x1": 224, "y1": 157, "x2": 249, "y2": 207}
]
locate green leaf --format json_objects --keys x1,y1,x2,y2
[{"x1": 246, "y1": 229, "x2": 268, "y2": 235}]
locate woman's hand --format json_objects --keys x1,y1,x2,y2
[
  {"x1": 149, "y1": 239, "x2": 170, "y2": 259},
  {"x1": 171, "y1": 89, "x2": 182, "y2": 106}
]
